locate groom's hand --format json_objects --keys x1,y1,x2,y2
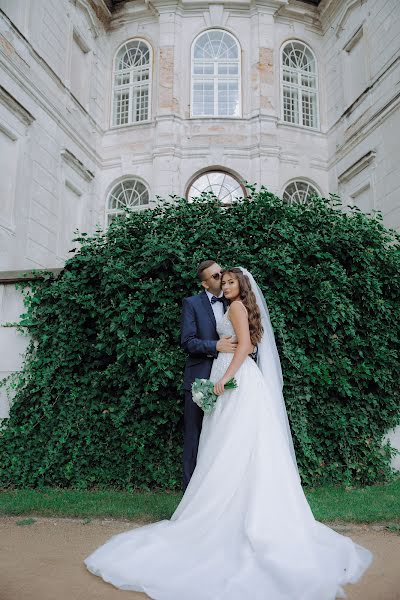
[{"x1": 216, "y1": 336, "x2": 238, "y2": 353}]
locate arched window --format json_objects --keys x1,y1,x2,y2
[
  {"x1": 112, "y1": 40, "x2": 151, "y2": 126},
  {"x1": 282, "y1": 180, "x2": 320, "y2": 204},
  {"x1": 106, "y1": 178, "x2": 150, "y2": 224},
  {"x1": 191, "y1": 30, "x2": 241, "y2": 117},
  {"x1": 187, "y1": 170, "x2": 244, "y2": 204},
  {"x1": 281, "y1": 41, "x2": 318, "y2": 128}
]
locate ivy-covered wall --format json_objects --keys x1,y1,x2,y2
[{"x1": 1, "y1": 191, "x2": 399, "y2": 489}]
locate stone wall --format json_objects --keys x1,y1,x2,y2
[
  {"x1": 0, "y1": 0, "x2": 109, "y2": 271},
  {"x1": 99, "y1": 0, "x2": 329, "y2": 214},
  {"x1": 321, "y1": 0, "x2": 400, "y2": 229},
  {"x1": 1, "y1": 0, "x2": 398, "y2": 275}
]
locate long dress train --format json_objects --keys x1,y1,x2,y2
[{"x1": 84, "y1": 309, "x2": 372, "y2": 599}]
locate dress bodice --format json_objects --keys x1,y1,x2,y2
[{"x1": 217, "y1": 308, "x2": 237, "y2": 342}]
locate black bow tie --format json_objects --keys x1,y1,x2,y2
[{"x1": 211, "y1": 296, "x2": 224, "y2": 304}]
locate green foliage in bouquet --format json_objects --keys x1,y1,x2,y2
[
  {"x1": 192, "y1": 378, "x2": 238, "y2": 413},
  {"x1": 0, "y1": 188, "x2": 399, "y2": 489}
]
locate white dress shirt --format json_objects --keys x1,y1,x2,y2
[{"x1": 206, "y1": 290, "x2": 225, "y2": 325}]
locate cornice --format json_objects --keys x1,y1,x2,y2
[
  {"x1": 110, "y1": 0, "x2": 290, "y2": 22},
  {"x1": 61, "y1": 149, "x2": 95, "y2": 182},
  {"x1": 275, "y1": 1, "x2": 321, "y2": 30},
  {"x1": 329, "y1": 90, "x2": 400, "y2": 167},
  {"x1": 0, "y1": 84, "x2": 35, "y2": 127},
  {"x1": 71, "y1": 0, "x2": 109, "y2": 37},
  {"x1": 338, "y1": 150, "x2": 376, "y2": 183},
  {"x1": 0, "y1": 268, "x2": 63, "y2": 284},
  {"x1": 319, "y1": 0, "x2": 367, "y2": 36},
  {"x1": 334, "y1": 0, "x2": 364, "y2": 38}
]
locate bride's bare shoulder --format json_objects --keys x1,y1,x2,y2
[{"x1": 228, "y1": 301, "x2": 248, "y2": 315}]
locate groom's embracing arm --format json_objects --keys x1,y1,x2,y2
[{"x1": 180, "y1": 298, "x2": 218, "y2": 358}]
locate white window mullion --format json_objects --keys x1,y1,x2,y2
[
  {"x1": 214, "y1": 61, "x2": 218, "y2": 116},
  {"x1": 129, "y1": 70, "x2": 134, "y2": 123},
  {"x1": 298, "y1": 71, "x2": 303, "y2": 126}
]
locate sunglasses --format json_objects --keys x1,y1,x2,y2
[{"x1": 205, "y1": 271, "x2": 222, "y2": 281}]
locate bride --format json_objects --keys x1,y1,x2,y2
[{"x1": 84, "y1": 267, "x2": 372, "y2": 599}]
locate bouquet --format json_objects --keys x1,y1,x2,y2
[{"x1": 191, "y1": 377, "x2": 238, "y2": 413}]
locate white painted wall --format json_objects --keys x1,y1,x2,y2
[
  {"x1": 0, "y1": 283, "x2": 29, "y2": 418},
  {"x1": 321, "y1": 0, "x2": 400, "y2": 229}
]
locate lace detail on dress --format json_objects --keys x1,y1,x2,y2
[
  {"x1": 211, "y1": 303, "x2": 253, "y2": 383},
  {"x1": 216, "y1": 307, "x2": 237, "y2": 342}
]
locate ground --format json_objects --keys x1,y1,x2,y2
[{"x1": 1, "y1": 517, "x2": 399, "y2": 600}]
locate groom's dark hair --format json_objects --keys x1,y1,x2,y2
[{"x1": 197, "y1": 259, "x2": 216, "y2": 280}]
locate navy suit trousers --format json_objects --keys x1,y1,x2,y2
[{"x1": 183, "y1": 389, "x2": 204, "y2": 491}]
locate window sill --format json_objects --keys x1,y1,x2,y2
[
  {"x1": 107, "y1": 120, "x2": 154, "y2": 132},
  {"x1": 277, "y1": 121, "x2": 323, "y2": 136},
  {"x1": 189, "y1": 115, "x2": 243, "y2": 120}
]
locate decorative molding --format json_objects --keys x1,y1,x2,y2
[
  {"x1": 0, "y1": 85, "x2": 35, "y2": 127},
  {"x1": 275, "y1": 2, "x2": 321, "y2": 29},
  {"x1": 0, "y1": 268, "x2": 63, "y2": 284},
  {"x1": 0, "y1": 120, "x2": 18, "y2": 141},
  {"x1": 92, "y1": 0, "x2": 112, "y2": 19},
  {"x1": 74, "y1": 0, "x2": 101, "y2": 38},
  {"x1": 350, "y1": 182, "x2": 370, "y2": 199},
  {"x1": 0, "y1": 18, "x2": 103, "y2": 167},
  {"x1": 110, "y1": 0, "x2": 157, "y2": 25},
  {"x1": 65, "y1": 178, "x2": 83, "y2": 196},
  {"x1": 276, "y1": 121, "x2": 324, "y2": 138},
  {"x1": 61, "y1": 148, "x2": 95, "y2": 182},
  {"x1": 330, "y1": 89, "x2": 400, "y2": 166},
  {"x1": 144, "y1": 0, "x2": 159, "y2": 17},
  {"x1": 309, "y1": 156, "x2": 328, "y2": 171},
  {"x1": 73, "y1": 27, "x2": 91, "y2": 54},
  {"x1": 280, "y1": 152, "x2": 299, "y2": 166},
  {"x1": 335, "y1": 0, "x2": 364, "y2": 38},
  {"x1": 343, "y1": 23, "x2": 363, "y2": 53},
  {"x1": 203, "y1": 4, "x2": 229, "y2": 28},
  {"x1": 338, "y1": 150, "x2": 376, "y2": 183}
]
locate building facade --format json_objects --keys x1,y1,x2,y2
[
  {"x1": 0, "y1": 0, "x2": 399, "y2": 460},
  {"x1": 0, "y1": 0, "x2": 399, "y2": 273}
]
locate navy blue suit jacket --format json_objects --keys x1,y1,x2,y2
[{"x1": 180, "y1": 291, "x2": 226, "y2": 391}]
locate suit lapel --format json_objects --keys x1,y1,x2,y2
[{"x1": 200, "y1": 291, "x2": 216, "y2": 329}]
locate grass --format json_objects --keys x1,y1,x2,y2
[
  {"x1": 0, "y1": 488, "x2": 182, "y2": 522},
  {"x1": 16, "y1": 517, "x2": 36, "y2": 526},
  {"x1": 306, "y1": 478, "x2": 400, "y2": 523},
  {"x1": 0, "y1": 478, "x2": 399, "y2": 524}
]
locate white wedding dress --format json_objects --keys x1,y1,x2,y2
[{"x1": 84, "y1": 307, "x2": 372, "y2": 600}]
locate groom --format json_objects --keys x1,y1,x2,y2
[{"x1": 180, "y1": 260, "x2": 237, "y2": 490}]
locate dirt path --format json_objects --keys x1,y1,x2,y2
[{"x1": 1, "y1": 516, "x2": 399, "y2": 600}]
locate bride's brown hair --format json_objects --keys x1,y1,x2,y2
[{"x1": 221, "y1": 268, "x2": 264, "y2": 346}]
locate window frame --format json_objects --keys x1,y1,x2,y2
[
  {"x1": 280, "y1": 40, "x2": 320, "y2": 130},
  {"x1": 281, "y1": 179, "x2": 321, "y2": 204},
  {"x1": 105, "y1": 177, "x2": 151, "y2": 225},
  {"x1": 111, "y1": 38, "x2": 153, "y2": 129},
  {"x1": 186, "y1": 169, "x2": 246, "y2": 205},
  {"x1": 190, "y1": 29, "x2": 242, "y2": 119}
]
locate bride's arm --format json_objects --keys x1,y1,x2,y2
[{"x1": 213, "y1": 301, "x2": 253, "y2": 395}]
